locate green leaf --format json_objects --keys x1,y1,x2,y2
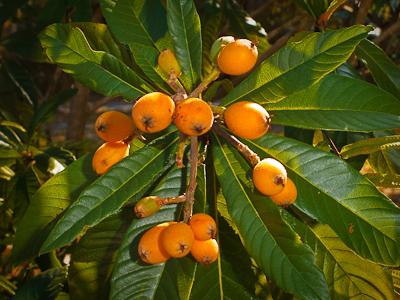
[
  {"x1": 0, "y1": 120, "x2": 26, "y2": 133},
  {"x1": 0, "y1": 275, "x2": 16, "y2": 296},
  {"x1": 201, "y1": 0, "x2": 224, "y2": 76},
  {"x1": 0, "y1": 148, "x2": 21, "y2": 159},
  {"x1": 110, "y1": 166, "x2": 185, "y2": 300},
  {"x1": 266, "y1": 74, "x2": 400, "y2": 132},
  {"x1": 365, "y1": 173, "x2": 400, "y2": 188},
  {"x1": 12, "y1": 154, "x2": 96, "y2": 263},
  {"x1": 29, "y1": 89, "x2": 77, "y2": 135},
  {"x1": 13, "y1": 267, "x2": 67, "y2": 300},
  {"x1": 224, "y1": 0, "x2": 270, "y2": 53},
  {"x1": 3, "y1": 60, "x2": 39, "y2": 108},
  {"x1": 286, "y1": 214, "x2": 395, "y2": 300},
  {"x1": 340, "y1": 135, "x2": 400, "y2": 159},
  {"x1": 103, "y1": 0, "x2": 174, "y2": 92},
  {"x1": 129, "y1": 44, "x2": 173, "y2": 93},
  {"x1": 293, "y1": 0, "x2": 330, "y2": 18},
  {"x1": 39, "y1": 23, "x2": 152, "y2": 100},
  {"x1": 40, "y1": 132, "x2": 179, "y2": 254},
  {"x1": 248, "y1": 134, "x2": 400, "y2": 265},
  {"x1": 167, "y1": 0, "x2": 202, "y2": 90},
  {"x1": 212, "y1": 134, "x2": 329, "y2": 300},
  {"x1": 68, "y1": 210, "x2": 132, "y2": 300},
  {"x1": 368, "y1": 151, "x2": 398, "y2": 174},
  {"x1": 221, "y1": 25, "x2": 371, "y2": 106},
  {"x1": 356, "y1": 39, "x2": 400, "y2": 99}
]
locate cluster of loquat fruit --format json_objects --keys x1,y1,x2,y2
[
  {"x1": 91, "y1": 36, "x2": 297, "y2": 265},
  {"x1": 138, "y1": 214, "x2": 218, "y2": 265}
]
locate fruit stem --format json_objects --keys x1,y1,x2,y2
[
  {"x1": 168, "y1": 72, "x2": 187, "y2": 102},
  {"x1": 176, "y1": 133, "x2": 188, "y2": 168},
  {"x1": 210, "y1": 104, "x2": 226, "y2": 116},
  {"x1": 212, "y1": 124, "x2": 260, "y2": 167},
  {"x1": 183, "y1": 136, "x2": 199, "y2": 223},
  {"x1": 158, "y1": 194, "x2": 187, "y2": 206},
  {"x1": 189, "y1": 68, "x2": 220, "y2": 98}
]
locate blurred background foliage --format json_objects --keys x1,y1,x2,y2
[{"x1": 0, "y1": 0, "x2": 399, "y2": 298}]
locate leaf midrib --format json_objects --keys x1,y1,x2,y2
[
  {"x1": 224, "y1": 28, "x2": 367, "y2": 104},
  {"x1": 214, "y1": 135, "x2": 325, "y2": 300},
  {"x1": 247, "y1": 138, "x2": 399, "y2": 248},
  {"x1": 174, "y1": 1, "x2": 196, "y2": 84}
]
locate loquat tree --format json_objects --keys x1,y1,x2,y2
[{"x1": 7, "y1": 0, "x2": 400, "y2": 299}]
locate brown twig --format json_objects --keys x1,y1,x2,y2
[
  {"x1": 158, "y1": 194, "x2": 187, "y2": 206},
  {"x1": 183, "y1": 136, "x2": 198, "y2": 223},
  {"x1": 167, "y1": 72, "x2": 187, "y2": 102},
  {"x1": 189, "y1": 68, "x2": 220, "y2": 98},
  {"x1": 176, "y1": 133, "x2": 188, "y2": 168},
  {"x1": 355, "y1": 0, "x2": 373, "y2": 24},
  {"x1": 322, "y1": 131, "x2": 341, "y2": 157},
  {"x1": 212, "y1": 124, "x2": 260, "y2": 167}
]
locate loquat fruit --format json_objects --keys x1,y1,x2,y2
[
  {"x1": 189, "y1": 213, "x2": 217, "y2": 241},
  {"x1": 132, "y1": 92, "x2": 175, "y2": 133},
  {"x1": 158, "y1": 49, "x2": 181, "y2": 76},
  {"x1": 161, "y1": 222, "x2": 194, "y2": 258},
  {"x1": 95, "y1": 111, "x2": 134, "y2": 142},
  {"x1": 271, "y1": 178, "x2": 297, "y2": 206},
  {"x1": 191, "y1": 239, "x2": 219, "y2": 265},
  {"x1": 138, "y1": 222, "x2": 175, "y2": 264},
  {"x1": 217, "y1": 39, "x2": 258, "y2": 75},
  {"x1": 210, "y1": 36, "x2": 235, "y2": 63},
  {"x1": 92, "y1": 141, "x2": 129, "y2": 175},
  {"x1": 253, "y1": 158, "x2": 287, "y2": 196},
  {"x1": 134, "y1": 196, "x2": 161, "y2": 218},
  {"x1": 224, "y1": 101, "x2": 270, "y2": 139},
  {"x1": 174, "y1": 98, "x2": 214, "y2": 136}
]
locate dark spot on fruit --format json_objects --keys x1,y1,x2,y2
[
  {"x1": 142, "y1": 116, "x2": 153, "y2": 129},
  {"x1": 97, "y1": 124, "x2": 106, "y2": 132},
  {"x1": 193, "y1": 124, "x2": 205, "y2": 134},
  {"x1": 274, "y1": 175, "x2": 285, "y2": 186},
  {"x1": 178, "y1": 243, "x2": 188, "y2": 253}
]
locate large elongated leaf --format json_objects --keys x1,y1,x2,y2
[
  {"x1": 221, "y1": 25, "x2": 371, "y2": 105},
  {"x1": 212, "y1": 134, "x2": 329, "y2": 300},
  {"x1": 340, "y1": 135, "x2": 400, "y2": 159},
  {"x1": 286, "y1": 214, "x2": 395, "y2": 300},
  {"x1": 39, "y1": 24, "x2": 152, "y2": 100},
  {"x1": 68, "y1": 210, "x2": 132, "y2": 300},
  {"x1": 266, "y1": 74, "x2": 400, "y2": 132},
  {"x1": 356, "y1": 39, "x2": 400, "y2": 99},
  {"x1": 167, "y1": 0, "x2": 202, "y2": 90},
  {"x1": 104, "y1": 0, "x2": 175, "y2": 92},
  {"x1": 12, "y1": 154, "x2": 96, "y2": 263},
  {"x1": 247, "y1": 134, "x2": 400, "y2": 265},
  {"x1": 40, "y1": 132, "x2": 179, "y2": 253}
]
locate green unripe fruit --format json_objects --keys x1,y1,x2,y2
[
  {"x1": 210, "y1": 36, "x2": 235, "y2": 63},
  {"x1": 134, "y1": 196, "x2": 161, "y2": 218}
]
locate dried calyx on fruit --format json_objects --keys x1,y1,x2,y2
[{"x1": 132, "y1": 92, "x2": 175, "y2": 133}]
